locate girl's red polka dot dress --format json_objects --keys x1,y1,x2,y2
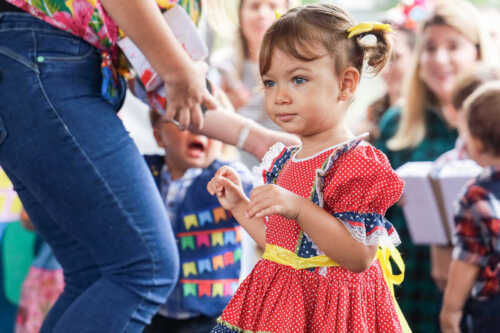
[{"x1": 211, "y1": 137, "x2": 405, "y2": 333}]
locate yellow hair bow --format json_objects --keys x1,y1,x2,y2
[
  {"x1": 275, "y1": 10, "x2": 283, "y2": 20},
  {"x1": 156, "y1": 0, "x2": 176, "y2": 10},
  {"x1": 347, "y1": 22, "x2": 392, "y2": 39}
]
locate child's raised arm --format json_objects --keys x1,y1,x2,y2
[
  {"x1": 199, "y1": 109, "x2": 300, "y2": 161},
  {"x1": 207, "y1": 166, "x2": 266, "y2": 248}
]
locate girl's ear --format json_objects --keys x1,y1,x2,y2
[{"x1": 338, "y1": 66, "x2": 360, "y2": 101}]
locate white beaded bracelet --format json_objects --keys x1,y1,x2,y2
[{"x1": 236, "y1": 121, "x2": 252, "y2": 149}]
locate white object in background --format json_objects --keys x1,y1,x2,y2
[
  {"x1": 396, "y1": 162, "x2": 449, "y2": 245},
  {"x1": 431, "y1": 159, "x2": 482, "y2": 239}
]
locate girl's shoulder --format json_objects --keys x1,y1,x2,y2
[
  {"x1": 324, "y1": 142, "x2": 403, "y2": 208},
  {"x1": 253, "y1": 142, "x2": 298, "y2": 185},
  {"x1": 327, "y1": 141, "x2": 394, "y2": 178}
]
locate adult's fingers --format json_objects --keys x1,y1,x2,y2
[
  {"x1": 177, "y1": 107, "x2": 190, "y2": 130},
  {"x1": 202, "y1": 90, "x2": 218, "y2": 111},
  {"x1": 164, "y1": 101, "x2": 178, "y2": 123},
  {"x1": 189, "y1": 103, "x2": 204, "y2": 131}
]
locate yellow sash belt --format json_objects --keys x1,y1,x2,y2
[{"x1": 262, "y1": 244, "x2": 412, "y2": 333}]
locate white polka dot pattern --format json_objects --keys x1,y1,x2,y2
[{"x1": 211, "y1": 142, "x2": 404, "y2": 333}]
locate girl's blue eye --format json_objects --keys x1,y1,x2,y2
[
  {"x1": 263, "y1": 80, "x2": 275, "y2": 88},
  {"x1": 293, "y1": 76, "x2": 307, "y2": 85}
]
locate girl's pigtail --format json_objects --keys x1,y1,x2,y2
[{"x1": 355, "y1": 30, "x2": 392, "y2": 75}]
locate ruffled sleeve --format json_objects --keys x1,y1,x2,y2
[
  {"x1": 322, "y1": 145, "x2": 404, "y2": 247},
  {"x1": 252, "y1": 142, "x2": 292, "y2": 186}
]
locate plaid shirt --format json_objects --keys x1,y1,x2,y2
[{"x1": 453, "y1": 166, "x2": 500, "y2": 301}]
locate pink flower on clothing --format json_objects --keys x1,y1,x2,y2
[{"x1": 52, "y1": 0, "x2": 95, "y2": 39}]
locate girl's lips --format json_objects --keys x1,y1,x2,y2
[{"x1": 276, "y1": 113, "x2": 297, "y2": 122}]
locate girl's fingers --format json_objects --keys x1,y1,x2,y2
[
  {"x1": 255, "y1": 205, "x2": 281, "y2": 218},
  {"x1": 247, "y1": 198, "x2": 272, "y2": 218},
  {"x1": 217, "y1": 176, "x2": 240, "y2": 194},
  {"x1": 207, "y1": 179, "x2": 217, "y2": 195},
  {"x1": 217, "y1": 166, "x2": 240, "y2": 185},
  {"x1": 215, "y1": 166, "x2": 231, "y2": 177},
  {"x1": 249, "y1": 185, "x2": 270, "y2": 201}
]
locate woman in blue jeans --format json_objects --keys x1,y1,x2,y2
[{"x1": 0, "y1": 0, "x2": 218, "y2": 332}]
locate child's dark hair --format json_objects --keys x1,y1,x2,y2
[
  {"x1": 149, "y1": 109, "x2": 162, "y2": 128},
  {"x1": 452, "y1": 63, "x2": 500, "y2": 111},
  {"x1": 259, "y1": 3, "x2": 392, "y2": 77},
  {"x1": 463, "y1": 82, "x2": 500, "y2": 156}
]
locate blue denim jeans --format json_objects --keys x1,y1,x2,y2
[{"x1": 0, "y1": 13, "x2": 179, "y2": 333}]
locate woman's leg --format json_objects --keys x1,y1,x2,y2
[{"x1": 0, "y1": 13, "x2": 179, "y2": 332}]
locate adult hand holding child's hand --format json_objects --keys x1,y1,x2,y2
[{"x1": 162, "y1": 60, "x2": 217, "y2": 130}]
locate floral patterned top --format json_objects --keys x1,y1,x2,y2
[
  {"x1": 6, "y1": 0, "x2": 201, "y2": 55},
  {"x1": 6, "y1": 0, "x2": 202, "y2": 102}
]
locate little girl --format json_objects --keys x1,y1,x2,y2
[{"x1": 207, "y1": 3, "x2": 410, "y2": 333}]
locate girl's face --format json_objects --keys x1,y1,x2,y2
[
  {"x1": 418, "y1": 24, "x2": 478, "y2": 105},
  {"x1": 381, "y1": 31, "x2": 413, "y2": 102},
  {"x1": 261, "y1": 47, "x2": 346, "y2": 137},
  {"x1": 240, "y1": 0, "x2": 288, "y2": 53}
]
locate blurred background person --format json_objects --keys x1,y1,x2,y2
[
  {"x1": 211, "y1": 0, "x2": 293, "y2": 169},
  {"x1": 365, "y1": 21, "x2": 416, "y2": 142},
  {"x1": 375, "y1": 0, "x2": 494, "y2": 332}
]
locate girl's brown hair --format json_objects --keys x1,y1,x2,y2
[{"x1": 258, "y1": 3, "x2": 393, "y2": 77}]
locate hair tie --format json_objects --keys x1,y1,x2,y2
[{"x1": 347, "y1": 22, "x2": 392, "y2": 39}]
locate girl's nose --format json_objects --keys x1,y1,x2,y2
[{"x1": 275, "y1": 87, "x2": 291, "y2": 105}]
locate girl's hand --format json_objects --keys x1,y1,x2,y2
[
  {"x1": 207, "y1": 166, "x2": 247, "y2": 210},
  {"x1": 440, "y1": 308, "x2": 462, "y2": 333},
  {"x1": 247, "y1": 184, "x2": 302, "y2": 219},
  {"x1": 163, "y1": 61, "x2": 217, "y2": 130}
]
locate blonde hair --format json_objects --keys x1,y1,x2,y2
[
  {"x1": 259, "y1": 3, "x2": 393, "y2": 77},
  {"x1": 235, "y1": 0, "x2": 296, "y2": 79},
  {"x1": 387, "y1": 0, "x2": 494, "y2": 151}
]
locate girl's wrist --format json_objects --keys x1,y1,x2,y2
[
  {"x1": 231, "y1": 198, "x2": 250, "y2": 219},
  {"x1": 293, "y1": 196, "x2": 309, "y2": 225}
]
